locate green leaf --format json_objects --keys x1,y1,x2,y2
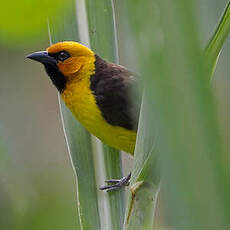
[
  {"x1": 205, "y1": 1, "x2": 230, "y2": 77},
  {"x1": 125, "y1": 0, "x2": 230, "y2": 230},
  {"x1": 48, "y1": 1, "x2": 100, "y2": 229},
  {"x1": 123, "y1": 1, "x2": 162, "y2": 228},
  {"x1": 84, "y1": 0, "x2": 125, "y2": 228},
  {"x1": 123, "y1": 95, "x2": 160, "y2": 230}
]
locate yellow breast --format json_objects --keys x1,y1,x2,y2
[{"x1": 61, "y1": 69, "x2": 136, "y2": 154}]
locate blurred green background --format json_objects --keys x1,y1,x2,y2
[
  {"x1": 0, "y1": 39, "x2": 78, "y2": 229},
  {"x1": 1, "y1": 0, "x2": 230, "y2": 229}
]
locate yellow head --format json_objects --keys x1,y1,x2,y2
[
  {"x1": 27, "y1": 41, "x2": 95, "y2": 92},
  {"x1": 47, "y1": 41, "x2": 94, "y2": 76}
]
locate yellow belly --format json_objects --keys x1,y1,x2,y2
[{"x1": 61, "y1": 77, "x2": 136, "y2": 154}]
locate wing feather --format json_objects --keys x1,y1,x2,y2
[{"x1": 90, "y1": 55, "x2": 141, "y2": 131}]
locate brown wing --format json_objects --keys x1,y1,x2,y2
[{"x1": 90, "y1": 55, "x2": 141, "y2": 131}]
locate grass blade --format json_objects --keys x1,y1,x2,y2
[
  {"x1": 123, "y1": 95, "x2": 160, "y2": 230},
  {"x1": 48, "y1": 1, "x2": 101, "y2": 229},
  {"x1": 205, "y1": 1, "x2": 230, "y2": 76},
  {"x1": 123, "y1": 1, "x2": 162, "y2": 229},
  {"x1": 84, "y1": 0, "x2": 125, "y2": 228},
  {"x1": 134, "y1": 0, "x2": 230, "y2": 229},
  {"x1": 125, "y1": 0, "x2": 230, "y2": 230}
]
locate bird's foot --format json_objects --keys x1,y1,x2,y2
[{"x1": 100, "y1": 172, "x2": 131, "y2": 192}]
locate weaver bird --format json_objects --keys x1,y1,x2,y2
[{"x1": 27, "y1": 41, "x2": 140, "y2": 191}]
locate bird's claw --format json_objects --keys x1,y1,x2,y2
[{"x1": 100, "y1": 172, "x2": 131, "y2": 192}]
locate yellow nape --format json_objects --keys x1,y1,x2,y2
[{"x1": 61, "y1": 54, "x2": 136, "y2": 154}]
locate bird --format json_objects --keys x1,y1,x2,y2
[{"x1": 27, "y1": 41, "x2": 140, "y2": 191}]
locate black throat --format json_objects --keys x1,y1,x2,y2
[{"x1": 44, "y1": 63, "x2": 67, "y2": 93}]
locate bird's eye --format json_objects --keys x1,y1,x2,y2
[{"x1": 58, "y1": 51, "x2": 70, "y2": 62}]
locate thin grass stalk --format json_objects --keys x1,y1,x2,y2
[{"x1": 205, "y1": 1, "x2": 230, "y2": 77}]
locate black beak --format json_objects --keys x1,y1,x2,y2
[{"x1": 26, "y1": 51, "x2": 56, "y2": 65}]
